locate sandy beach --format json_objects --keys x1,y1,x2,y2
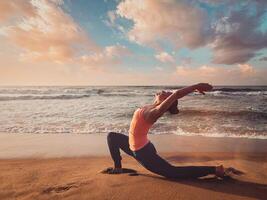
[{"x1": 0, "y1": 134, "x2": 266, "y2": 200}]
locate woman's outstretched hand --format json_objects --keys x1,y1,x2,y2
[{"x1": 195, "y1": 83, "x2": 213, "y2": 95}]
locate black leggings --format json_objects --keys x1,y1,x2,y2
[{"x1": 107, "y1": 132, "x2": 216, "y2": 179}]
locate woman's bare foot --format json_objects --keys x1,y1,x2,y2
[
  {"x1": 215, "y1": 165, "x2": 245, "y2": 178},
  {"x1": 224, "y1": 167, "x2": 245, "y2": 176}
]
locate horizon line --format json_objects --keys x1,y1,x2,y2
[{"x1": 0, "y1": 84, "x2": 266, "y2": 87}]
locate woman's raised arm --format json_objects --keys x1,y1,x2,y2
[{"x1": 147, "y1": 83, "x2": 213, "y2": 122}]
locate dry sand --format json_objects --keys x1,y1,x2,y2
[{"x1": 0, "y1": 134, "x2": 266, "y2": 200}]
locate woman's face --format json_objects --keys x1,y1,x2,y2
[{"x1": 154, "y1": 90, "x2": 171, "y2": 103}]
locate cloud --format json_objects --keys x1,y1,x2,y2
[
  {"x1": 176, "y1": 65, "x2": 216, "y2": 77},
  {"x1": 0, "y1": 0, "x2": 98, "y2": 63},
  {"x1": 107, "y1": 10, "x2": 116, "y2": 25},
  {"x1": 115, "y1": 0, "x2": 267, "y2": 64},
  {"x1": 180, "y1": 56, "x2": 192, "y2": 65},
  {"x1": 0, "y1": 0, "x2": 35, "y2": 22},
  {"x1": 259, "y1": 56, "x2": 267, "y2": 61},
  {"x1": 0, "y1": 0, "x2": 131, "y2": 69},
  {"x1": 211, "y1": 2, "x2": 267, "y2": 64},
  {"x1": 155, "y1": 52, "x2": 175, "y2": 63},
  {"x1": 104, "y1": 10, "x2": 117, "y2": 29},
  {"x1": 79, "y1": 45, "x2": 131, "y2": 70},
  {"x1": 104, "y1": 10, "x2": 126, "y2": 35},
  {"x1": 238, "y1": 64, "x2": 255, "y2": 76},
  {"x1": 155, "y1": 66, "x2": 163, "y2": 71},
  {"x1": 175, "y1": 64, "x2": 266, "y2": 85},
  {"x1": 116, "y1": 0, "x2": 209, "y2": 48}
]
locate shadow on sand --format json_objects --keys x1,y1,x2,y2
[
  {"x1": 164, "y1": 153, "x2": 267, "y2": 163},
  {"x1": 138, "y1": 173, "x2": 267, "y2": 200}
]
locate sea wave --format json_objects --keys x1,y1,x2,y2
[
  {"x1": 212, "y1": 87, "x2": 267, "y2": 92},
  {"x1": 2, "y1": 125, "x2": 266, "y2": 139},
  {"x1": 0, "y1": 86, "x2": 266, "y2": 140},
  {"x1": 0, "y1": 94, "x2": 91, "y2": 101},
  {"x1": 0, "y1": 86, "x2": 266, "y2": 101},
  {"x1": 209, "y1": 90, "x2": 267, "y2": 97},
  {"x1": 180, "y1": 109, "x2": 267, "y2": 119},
  {"x1": 111, "y1": 108, "x2": 267, "y2": 120},
  {"x1": 0, "y1": 88, "x2": 155, "y2": 101},
  {"x1": 173, "y1": 130, "x2": 267, "y2": 139}
]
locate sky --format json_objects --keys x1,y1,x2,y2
[{"x1": 0, "y1": 0, "x2": 267, "y2": 86}]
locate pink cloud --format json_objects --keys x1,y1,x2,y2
[
  {"x1": 155, "y1": 52, "x2": 175, "y2": 63},
  {"x1": 116, "y1": 0, "x2": 208, "y2": 48},
  {"x1": 176, "y1": 65, "x2": 216, "y2": 78},
  {"x1": 0, "y1": 0, "x2": 132, "y2": 69},
  {"x1": 1, "y1": 0, "x2": 128, "y2": 68},
  {"x1": 175, "y1": 64, "x2": 266, "y2": 85},
  {"x1": 0, "y1": 0, "x2": 99, "y2": 63},
  {"x1": 116, "y1": 0, "x2": 267, "y2": 64},
  {"x1": 238, "y1": 64, "x2": 255, "y2": 76},
  {"x1": 79, "y1": 45, "x2": 131, "y2": 70},
  {"x1": 0, "y1": 0, "x2": 35, "y2": 22}
]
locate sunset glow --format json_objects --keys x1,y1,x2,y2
[{"x1": 0, "y1": 0, "x2": 266, "y2": 85}]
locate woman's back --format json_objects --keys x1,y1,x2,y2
[{"x1": 128, "y1": 107, "x2": 153, "y2": 151}]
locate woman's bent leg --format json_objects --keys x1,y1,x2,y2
[
  {"x1": 170, "y1": 165, "x2": 216, "y2": 178},
  {"x1": 145, "y1": 154, "x2": 215, "y2": 178},
  {"x1": 107, "y1": 132, "x2": 134, "y2": 168},
  {"x1": 135, "y1": 143, "x2": 215, "y2": 179},
  {"x1": 148, "y1": 154, "x2": 215, "y2": 178}
]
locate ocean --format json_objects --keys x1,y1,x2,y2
[{"x1": 0, "y1": 86, "x2": 266, "y2": 139}]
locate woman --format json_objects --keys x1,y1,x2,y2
[{"x1": 104, "y1": 83, "x2": 240, "y2": 179}]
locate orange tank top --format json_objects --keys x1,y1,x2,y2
[{"x1": 129, "y1": 107, "x2": 153, "y2": 151}]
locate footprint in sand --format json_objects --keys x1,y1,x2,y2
[
  {"x1": 42, "y1": 181, "x2": 92, "y2": 194},
  {"x1": 42, "y1": 182, "x2": 78, "y2": 194}
]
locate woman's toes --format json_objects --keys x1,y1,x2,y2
[{"x1": 225, "y1": 167, "x2": 245, "y2": 176}]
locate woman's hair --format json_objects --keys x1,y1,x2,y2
[{"x1": 168, "y1": 99, "x2": 179, "y2": 114}]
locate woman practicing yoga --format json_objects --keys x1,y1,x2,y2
[{"x1": 104, "y1": 83, "x2": 241, "y2": 179}]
